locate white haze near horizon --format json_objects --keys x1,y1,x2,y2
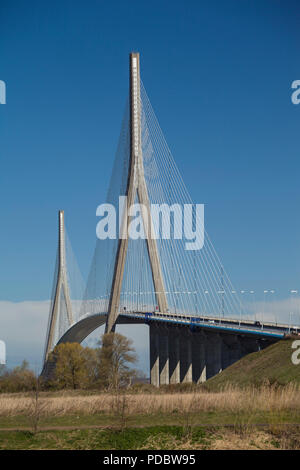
[
  {"x1": 0, "y1": 298, "x2": 300, "y2": 373},
  {"x1": 0, "y1": 300, "x2": 150, "y2": 373}
]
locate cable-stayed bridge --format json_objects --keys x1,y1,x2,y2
[{"x1": 42, "y1": 53, "x2": 298, "y2": 385}]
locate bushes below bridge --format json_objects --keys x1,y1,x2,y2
[
  {"x1": 0, "y1": 333, "x2": 140, "y2": 393},
  {"x1": 0, "y1": 360, "x2": 36, "y2": 393}
]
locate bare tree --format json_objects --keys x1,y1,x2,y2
[
  {"x1": 98, "y1": 333, "x2": 137, "y2": 390},
  {"x1": 28, "y1": 375, "x2": 47, "y2": 434},
  {"x1": 98, "y1": 332, "x2": 138, "y2": 430}
]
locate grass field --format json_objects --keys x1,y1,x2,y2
[
  {"x1": 1, "y1": 424, "x2": 300, "y2": 450},
  {"x1": 0, "y1": 385, "x2": 300, "y2": 449},
  {"x1": 1, "y1": 384, "x2": 300, "y2": 425},
  {"x1": 1, "y1": 338, "x2": 300, "y2": 449}
]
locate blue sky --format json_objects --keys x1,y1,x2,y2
[{"x1": 0, "y1": 0, "x2": 300, "y2": 369}]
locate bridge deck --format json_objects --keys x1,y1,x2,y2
[
  {"x1": 56, "y1": 310, "x2": 294, "y2": 348},
  {"x1": 120, "y1": 311, "x2": 289, "y2": 339}
]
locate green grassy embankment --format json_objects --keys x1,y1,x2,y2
[{"x1": 204, "y1": 337, "x2": 300, "y2": 390}]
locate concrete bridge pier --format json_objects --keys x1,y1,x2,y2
[
  {"x1": 206, "y1": 332, "x2": 222, "y2": 379},
  {"x1": 149, "y1": 323, "x2": 270, "y2": 387},
  {"x1": 150, "y1": 324, "x2": 160, "y2": 387},
  {"x1": 192, "y1": 331, "x2": 207, "y2": 383},
  {"x1": 222, "y1": 334, "x2": 241, "y2": 368},
  {"x1": 240, "y1": 336, "x2": 260, "y2": 355},
  {"x1": 169, "y1": 327, "x2": 180, "y2": 384},
  {"x1": 159, "y1": 326, "x2": 169, "y2": 385},
  {"x1": 221, "y1": 335, "x2": 231, "y2": 369},
  {"x1": 180, "y1": 329, "x2": 193, "y2": 383}
]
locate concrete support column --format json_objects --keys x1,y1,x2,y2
[
  {"x1": 206, "y1": 332, "x2": 222, "y2": 379},
  {"x1": 192, "y1": 331, "x2": 207, "y2": 384},
  {"x1": 149, "y1": 324, "x2": 159, "y2": 387},
  {"x1": 169, "y1": 327, "x2": 180, "y2": 384},
  {"x1": 221, "y1": 334, "x2": 231, "y2": 370},
  {"x1": 180, "y1": 328, "x2": 193, "y2": 383},
  {"x1": 240, "y1": 337, "x2": 260, "y2": 356},
  {"x1": 214, "y1": 333, "x2": 222, "y2": 376},
  {"x1": 229, "y1": 335, "x2": 241, "y2": 364},
  {"x1": 159, "y1": 326, "x2": 169, "y2": 385},
  {"x1": 222, "y1": 334, "x2": 241, "y2": 368}
]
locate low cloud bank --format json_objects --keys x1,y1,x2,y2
[
  {"x1": 0, "y1": 300, "x2": 49, "y2": 371},
  {"x1": 0, "y1": 301, "x2": 149, "y2": 373},
  {"x1": 244, "y1": 297, "x2": 300, "y2": 326},
  {"x1": 1, "y1": 297, "x2": 298, "y2": 373}
]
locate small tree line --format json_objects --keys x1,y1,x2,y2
[
  {"x1": 0, "y1": 360, "x2": 36, "y2": 393},
  {"x1": 0, "y1": 333, "x2": 140, "y2": 392}
]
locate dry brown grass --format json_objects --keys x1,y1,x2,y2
[
  {"x1": 139, "y1": 430, "x2": 276, "y2": 450},
  {"x1": 139, "y1": 425, "x2": 300, "y2": 450},
  {"x1": 0, "y1": 384, "x2": 299, "y2": 418},
  {"x1": 209, "y1": 429, "x2": 277, "y2": 450}
]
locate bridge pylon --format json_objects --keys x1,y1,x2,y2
[
  {"x1": 44, "y1": 210, "x2": 74, "y2": 362},
  {"x1": 105, "y1": 52, "x2": 168, "y2": 333}
]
